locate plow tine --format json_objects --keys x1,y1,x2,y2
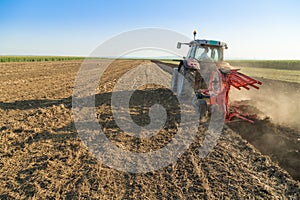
[
  {"x1": 232, "y1": 85, "x2": 241, "y2": 90},
  {"x1": 230, "y1": 74, "x2": 251, "y2": 89},
  {"x1": 249, "y1": 84, "x2": 260, "y2": 89},
  {"x1": 237, "y1": 72, "x2": 262, "y2": 85},
  {"x1": 228, "y1": 71, "x2": 261, "y2": 91}
]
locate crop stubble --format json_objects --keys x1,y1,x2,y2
[{"x1": 0, "y1": 60, "x2": 299, "y2": 199}]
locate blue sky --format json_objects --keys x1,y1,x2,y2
[{"x1": 0, "y1": 0, "x2": 299, "y2": 59}]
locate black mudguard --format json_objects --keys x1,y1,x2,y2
[{"x1": 178, "y1": 60, "x2": 190, "y2": 72}]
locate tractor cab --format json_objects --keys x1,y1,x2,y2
[
  {"x1": 177, "y1": 39, "x2": 228, "y2": 64},
  {"x1": 174, "y1": 39, "x2": 228, "y2": 94}
]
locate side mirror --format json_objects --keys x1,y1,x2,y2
[
  {"x1": 177, "y1": 42, "x2": 181, "y2": 49},
  {"x1": 183, "y1": 56, "x2": 186, "y2": 59}
]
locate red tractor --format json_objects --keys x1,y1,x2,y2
[{"x1": 172, "y1": 31, "x2": 262, "y2": 123}]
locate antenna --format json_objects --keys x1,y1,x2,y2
[{"x1": 193, "y1": 29, "x2": 197, "y2": 40}]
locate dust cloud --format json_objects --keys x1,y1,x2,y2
[
  {"x1": 230, "y1": 78, "x2": 300, "y2": 130},
  {"x1": 229, "y1": 78, "x2": 300, "y2": 180}
]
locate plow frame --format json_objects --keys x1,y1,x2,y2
[{"x1": 207, "y1": 68, "x2": 262, "y2": 123}]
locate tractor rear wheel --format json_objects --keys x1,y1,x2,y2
[
  {"x1": 177, "y1": 66, "x2": 195, "y2": 98},
  {"x1": 192, "y1": 95, "x2": 208, "y2": 118}
]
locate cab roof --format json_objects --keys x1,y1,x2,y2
[{"x1": 192, "y1": 39, "x2": 228, "y2": 49}]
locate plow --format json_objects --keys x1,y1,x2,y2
[{"x1": 172, "y1": 30, "x2": 262, "y2": 123}]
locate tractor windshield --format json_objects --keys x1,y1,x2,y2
[{"x1": 187, "y1": 45, "x2": 223, "y2": 62}]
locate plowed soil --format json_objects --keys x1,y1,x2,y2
[{"x1": 0, "y1": 60, "x2": 299, "y2": 199}]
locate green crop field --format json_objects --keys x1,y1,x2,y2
[
  {"x1": 227, "y1": 60, "x2": 300, "y2": 71},
  {"x1": 0, "y1": 56, "x2": 85, "y2": 62},
  {"x1": 233, "y1": 67, "x2": 300, "y2": 84},
  {"x1": 0, "y1": 56, "x2": 148, "y2": 62},
  {"x1": 227, "y1": 60, "x2": 300, "y2": 84}
]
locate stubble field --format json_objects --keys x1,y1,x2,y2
[{"x1": 0, "y1": 59, "x2": 299, "y2": 199}]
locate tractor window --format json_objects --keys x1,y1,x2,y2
[
  {"x1": 211, "y1": 48, "x2": 219, "y2": 62},
  {"x1": 195, "y1": 47, "x2": 205, "y2": 60},
  {"x1": 186, "y1": 45, "x2": 223, "y2": 62},
  {"x1": 195, "y1": 46, "x2": 212, "y2": 61},
  {"x1": 187, "y1": 45, "x2": 197, "y2": 58}
]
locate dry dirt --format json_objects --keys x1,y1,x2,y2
[
  {"x1": 0, "y1": 60, "x2": 299, "y2": 199},
  {"x1": 229, "y1": 78, "x2": 300, "y2": 181}
]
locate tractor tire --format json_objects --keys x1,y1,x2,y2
[
  {"x1": 198, "y1": 99, "x2": 208, "y2": 118},
  {"x1": 177, "y1": 66, "x2": 195, "y2": 99},
  {"x1": 192, "y1": 94, "x2": 208, "y2": 118},
  {"x1": 171, "y1": 68, "x2": 179, "y2": 93}
]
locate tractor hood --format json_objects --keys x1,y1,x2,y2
[{"x1": 186, "y1": 58, "x2": 200, "y2": 70}]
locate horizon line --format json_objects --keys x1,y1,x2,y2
[{"x1": 0, "y1": 54, "x2": 299, "y2": 61}]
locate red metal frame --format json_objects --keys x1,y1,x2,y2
[{"x1": 207, "y1": 68, "x2": 262, "y2": 123}]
